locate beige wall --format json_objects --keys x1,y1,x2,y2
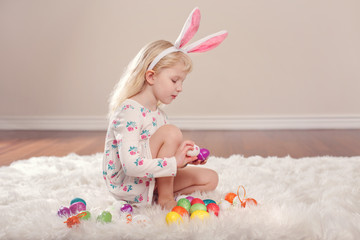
[{"x1": 1, "y1": 1, "x2": 359, "y2": 128}]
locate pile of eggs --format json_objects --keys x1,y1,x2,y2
[
  {"x1": 165, "y1": 196, "x2": 220, "y2": 225},
  {"x1": 58, "y1": 198, "x2": 149, "y2": 227},
  {"x1": 58, "y1": 197, "x2": 113, "y2": 225},
  {"x1": 58, "y1": 198, "x2": 91, "y2": 220}
]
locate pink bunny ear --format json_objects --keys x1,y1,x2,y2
[
  {"x1": 184, "y1": 30, "x2": 228, "y2": 53},
  {"x1": 174, "y1": 7, "x2": 201, "y2": 48}
]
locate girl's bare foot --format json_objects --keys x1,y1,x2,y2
[{"x1": 158, "y1": 197, "x2": 177, "y2": 210}]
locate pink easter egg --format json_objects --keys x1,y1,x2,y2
[
  {"x1": 186, "y1": 196, "x2": 194, "y2": 202},
  {"x1": 69, "y1": 202, "x2": 86, "y2": 215},
  {"x1": 57, "y1": 206, "x2": 71, "y2": 218},
  {"x1": 197, "y1": 148, "x2": 210, "y2": 161}
]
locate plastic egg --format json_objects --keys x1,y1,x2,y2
[
  {"x1": 57, "y1": 206, "x2": 71, "y2": 218},
  {"x1": 197, "y1": 148, "x2": 210, "y2": 161},
  {"x1": 165, "y1": 211, "x2": 183, "y2": 225},
  {"x1": 80, "y1": 211, "x2": 91, "y2": 220},
  {"x1": 224, "y1": 192, "x2": 237, "y2": 204},
  {"x1": 232, "y1": 196, "x2": 242, "y2": 207},
  {"x1": 186, "y1": 196, "x2": 194, "y2": 202},
  {"x1": 187, "y1": 145, "x2": 200, "y2": 156},
  {"x1": 206, "y1": 203, "x2": 220, "y2": 216},
  {"x1": 203, "y1": 199, "x2": 216, "y2": 206},
  {"x1": 97, "y1": 211, "x2": 112, "y2": 223},
  {"x1": 190, "y1": 203, "x2": 207, "y2": 214},
  {"x1": 177, "y1": 198, "x2": 191, "y2": 212},
  {"x1": 70, "y1": 197, "x2": 86, "y2": 207},
  {"x1": 69, "y1": 202, "x2": 86, "y2": 215},
  {"x1": 172, "y1": 206, "x2": 188, "y2": 217},
  {"x1": 190, "y1": 210, "x2": 210, "y2": 220},
  {"x1": 191, "y1": 198, "x2": 205, "y2": 205},
  {"x1": 120, "y1": 204, "x2": 133, "y2": 214}
]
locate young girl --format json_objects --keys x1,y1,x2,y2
[{"x1": 102, "y1": 7, "x2": 227, "y2": 210}]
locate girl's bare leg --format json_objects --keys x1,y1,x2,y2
[
  {"x1": 150, "y1": 125, "x2": 183, "y2": 210},
  {"x1": 150, "y1": 124, "x2": 219, "y2": 210},
  {"x1": 173, "y1": 166, "x2": 218, "y2": 195}
]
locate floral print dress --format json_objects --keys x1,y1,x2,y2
[{"x1": 103, "y1": 99, "x2": 177, "y2": 206}]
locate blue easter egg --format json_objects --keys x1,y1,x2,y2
[
  {"x1": 70, "y1": 197, "x2": 86, "y2": 206},
  {"x1": 203, "y1": 199, "x2": 216, "y2": 206}
]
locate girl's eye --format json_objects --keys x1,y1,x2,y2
[{"x1": 171, "y1": 79, "x2": 177, "y2": 83}]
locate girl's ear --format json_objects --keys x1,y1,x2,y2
[{"x1": 145, "y1": 70, "x2": 156, "y2": 85}]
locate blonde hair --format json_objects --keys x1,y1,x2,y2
[{"x1": 108, "y1": 40, "x2": 193, "y2": 116}]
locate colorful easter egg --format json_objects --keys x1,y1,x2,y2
[
  {"x1": 69, "y1": 202, "x2": 86, "y2": 215},
  {"x1": 97, "y1": 211, "x2": 112, "y2": 223},
  {"x1": 80, "y1": 211, "x2": 91, "y2": 220},
  {"x1": 70, "y1": 198, "x2": 86, "y2": 207},
  {"x1": 186, "y1": 196, "x2": 194, "y2": 202},
  {"x1": 191, "y1": 198, "x2": 205, "y2": 205},
  {"x1": 190, "y1": 210, "x2": 210, "y2": 220},
  {"x1": 120, "y1": 204, "x2": 133, "y2": 214},
  {"x1": 225, "y1": 192, "x2": 237, "y2": 204},
  {"x1": 190, "y1": 203, "x2": 207, "y2": 214},
  {"x1": 165, "y1": 211, "x2": 183, "y2": 225},
  {"x1": 177, "y1": 198, "x2": 191, "y2": 212},
  {"x1": 206, "y1": 203, "x2": 220, "y2": 216},
  {"x1": 197, "y1": 148, "x2": 210, "y2": 161},
  {"x1": 203, "y1": 199, "x2": 216, "y2": 206},
  {"x1": 172, "y1": 206, "x2": 188, "y2": 217},
  {"x1": 57, "y1": 206, "x2": 71, "y2": 218},
  {"x1": 187, "y1": 145, "x2": 200, "y2": 156}
]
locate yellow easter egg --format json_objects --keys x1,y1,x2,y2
[
  {"x1": 165, "y1": 211, "x2": 183, "y2": 225},
  {"x1": 190, "y1": 210, "x2": 210, "y2": 220}
]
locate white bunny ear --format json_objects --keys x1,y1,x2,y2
[
  {"x1": 174, "y1": 7, "x2": 201, "y2": 48},
  {"x1": 184, "y1": 30, "x2": 228, "y2": 53}
]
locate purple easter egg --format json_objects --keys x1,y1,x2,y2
[
  {"x1": 69, "y1": 202, "x2": 86, "y2": 215},
  {"x1": 197, "y1": 148, "x2": 210, "y2": 161},
  {"x1": 57, "y1": 206, "x2": 71, "y2": 218},
  {"x1": 186, "y1": 196, "x2": 194, "y2": 202},
  {"x1": 120, "y1": 204, "x2": 133, "y2": 214}
]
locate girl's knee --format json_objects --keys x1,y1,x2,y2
[
  {"x1": 157, "y1": 124, "x2": 183, "y2": 144},
  {"x1": 208, "y1": 169, "x2": 219, "y2": 190},
  {"x1": 191, "y1": 168, "x2": 218, "y2": 191}
]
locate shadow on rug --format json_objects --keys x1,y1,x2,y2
[{"x1": 1, "y1": 153, "x2": 360, "y2": 240}]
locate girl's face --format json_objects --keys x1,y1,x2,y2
[{"x1": 151, "y1": 63, "x2": 188, "y2": 105}]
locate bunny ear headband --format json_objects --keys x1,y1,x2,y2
[{"x1": 147, "y1": 7, "x2": 228, "y2": 71}]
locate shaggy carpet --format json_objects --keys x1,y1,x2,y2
[{"x1": 1, "y1": 153, "x2": 360, "y2": 240}]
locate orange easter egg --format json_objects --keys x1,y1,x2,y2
[
  {"x1": 171, "y1": 206, "x2": 188, "y2": 217},
  {"x1": 225, "y1": 192, "x2": 237, "y2": 204}
]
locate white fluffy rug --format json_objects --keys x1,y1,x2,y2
[{"x1": 1, "y1": 154, "x2": 360, "y2": 240}]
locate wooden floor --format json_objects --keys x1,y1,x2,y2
[{"x1": 1, "y1": 129, "x2": 360, "y2": 166}]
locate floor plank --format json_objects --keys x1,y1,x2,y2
[{"x1": 1, "y1": 129, "x2": 360, "y2": 166}]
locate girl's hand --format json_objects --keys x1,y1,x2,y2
[
  {"x1": 190, "y1": 159, "x2": 207, "y2": 165},
  {"x1": 175, "y1": 140, "x2": 198, "y2": 168}
]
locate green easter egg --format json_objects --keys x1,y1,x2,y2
[
  {"x1": 81, "y1": 211, "x2": 91, "y2": 220},
  {"x1": 97, "y1": 211, "x2": 112, "y2": 223},
  {"x1": 190, "y1": 203, "x2": 207, "y2": 214},
  {"x1": 177, "y1": 198, "x2": 191, "y2": 212}
]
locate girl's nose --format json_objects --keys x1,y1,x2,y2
[{"x1": 176, "y1": 83, "x2": 183, "y2": 92}]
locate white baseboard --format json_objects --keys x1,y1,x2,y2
[
  {"x1": 169, "y1": 116, "x2": 360, "y2": 130},
  {"x1": 0, "y1": 115, "x2": 359, "y2": 130},
  {"x1": 0, "y1": 116, "x2": 107, "y2": 131}
]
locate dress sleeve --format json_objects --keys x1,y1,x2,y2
[{"x1": 111, "y1": 105, "x2": 177, "y2": 178}]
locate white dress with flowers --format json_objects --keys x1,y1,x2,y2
[{"x1": 102, "y1": 99, "x2": 177, "y2": 205}]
